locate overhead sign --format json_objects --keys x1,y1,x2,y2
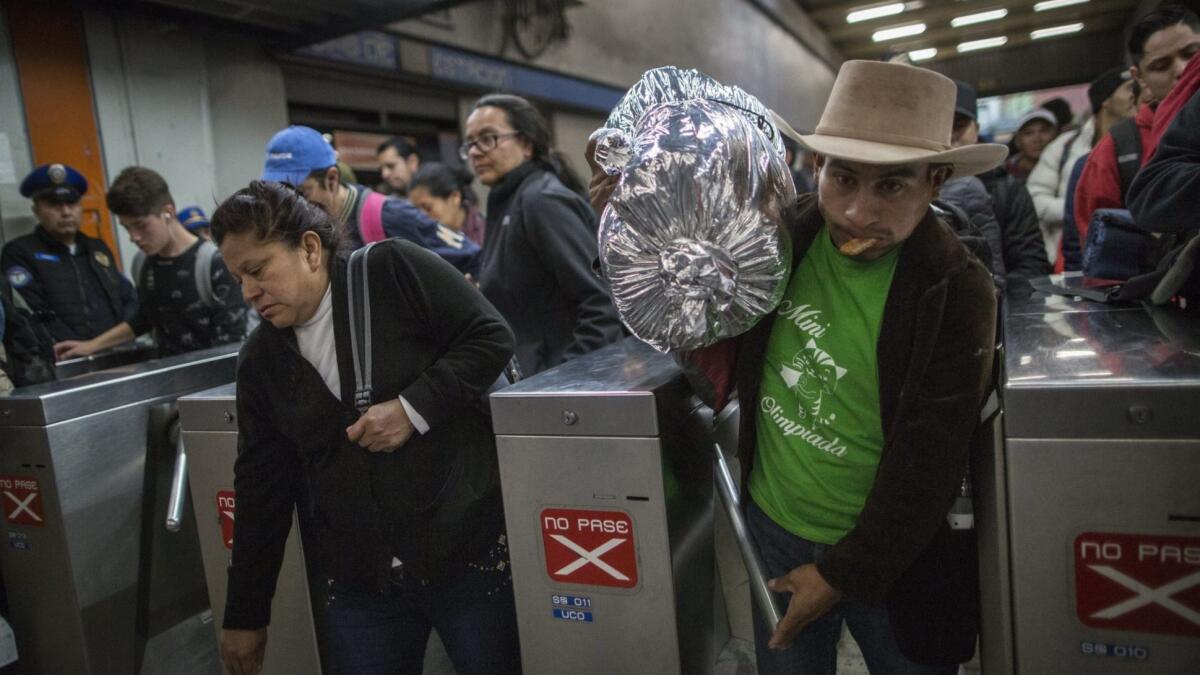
[
  {"x1": 0, "y1": 475, "x2": 44, "y2": 527},
  {"x1": 217, "y1": 490, "x2": 236, "y2": 550},
  {"x1": 1075, "y1": 532, "x2": 1200, "y2": 638},
  {"x1": 541, "y1": 508, "x2": 637, "y2": 589}
]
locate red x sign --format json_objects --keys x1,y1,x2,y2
[
  {"x1": 541, "y1": 508, "x2": 638, "y2": 589},
  {"x1": 217, "y1": 490, "x2": 236, "y2": 550},
  {"x1": 0, "y1": 475, "x2": 44, "y2": 528},
  {"x1": 1075, "y1": 532, "x2": 1200, "y2": 637}
]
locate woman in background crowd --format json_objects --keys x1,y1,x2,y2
[
  {"x1": 462, "y1": 93, "x2": 622, "y2": 376},
  {"x1": 408, "y1": 162, "x2": 487, "y2": 246}
]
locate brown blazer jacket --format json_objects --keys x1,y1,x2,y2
[{"x1": 685, "y1": 192, "x2": 997, "y2": 661}]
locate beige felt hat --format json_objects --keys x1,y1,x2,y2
[{"x1": 797, "y1": 60, "x2": 1007, "y2": 180}]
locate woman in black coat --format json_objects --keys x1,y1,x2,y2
[
  {"x1": 463, "y1": 93, "x2": 623, "y2": 375},
  {"x1": 212, "y1": 181, "x2": 519, "y2": 675}
]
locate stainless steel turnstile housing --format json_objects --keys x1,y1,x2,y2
[
  {"x1": 0, "y1": 345, "x2": 239, "y2": 674},
  {"x1": 985, "y1": 279, "x2": 1200, "y2": 673},
  {"x1": 492, "y1": 339, "x2": 718, "y2": 675},
  {"x1": 178, "y1": 384, "x2": 326, "y2": 675}
]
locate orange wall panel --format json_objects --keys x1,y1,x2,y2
[{"x1": 6, "y1": 2, "x2": 121, "y2": 267}]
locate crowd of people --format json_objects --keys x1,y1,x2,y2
[{"x1": 1, "y1": 7, "x2": 1197, "y2": 672}]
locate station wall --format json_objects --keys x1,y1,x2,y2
[
  {"x1": 391, "y1": 0, "x2": 838, "y2": 133},
  {"x1": 0, "y1": 9, "x2": 36, "y2": 247}
]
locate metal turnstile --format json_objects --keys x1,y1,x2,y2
[
  {"x1": 983, "y1": 278, "x2": 1200, "y2": 673},
  {"x1": 0, "y1": 345, "x2": 238, "y2": 674},
  {"x1": 178, "y1": 384, "x2": 326, "y2": 675},
  {"x1": 492, "y1": 338, "x2": 722, "y2": 675}
]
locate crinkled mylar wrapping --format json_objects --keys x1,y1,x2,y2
[{"x1": 594, "y1": 68, "x2": 794, "y2": 352}]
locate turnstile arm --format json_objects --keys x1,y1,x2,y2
[
  {"x1": 712, "y1": 443, "x2": 782, "y2": 632},
  {"x1": 165, "y1": 427, "x2": 188, "y2": 532}
]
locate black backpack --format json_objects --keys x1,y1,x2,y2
[{"x1": 0, "y1": 278, "x2": 56, "y2": 387}]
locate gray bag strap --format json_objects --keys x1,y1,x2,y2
[
  {"x1": 131, "y1": 251, "x2": 146, "y2": 289},
  {"x1": 347, "y1": 242, "x2": 382, "y2": 412},
  {"x1": 193, "y1": 240, "x2": 219, "y2": 307}
]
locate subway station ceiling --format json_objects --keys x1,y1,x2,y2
[
  {"x1": 97, "y1": 0, "x2": 477, "y2": 47},
  {"x1": 798, "y1": 0, "x2": 1143, "y2": 65}
]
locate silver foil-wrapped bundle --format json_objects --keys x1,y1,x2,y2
[{"x1": 594, "y1": 67, "x2": 794, "y2": 352}]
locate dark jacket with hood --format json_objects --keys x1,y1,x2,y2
[
  {"x1": 683, "y1": 193, "x2": 997, "y2": 664},
  {"x1": 223, "y1": 240, "x2": 514, "y2": 630},
  {"x1": 477, "y1": 161, "x2": 623, "y2": 375}
]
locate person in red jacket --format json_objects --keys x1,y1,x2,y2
[
  {"x1": 1071, "y1": 6, "x2": 1199, "y2": 252},
  {"x1": 1147, "y1": 46, "x2": 1200, "y2": 158}
]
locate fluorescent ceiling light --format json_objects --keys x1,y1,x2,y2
[
  {"x1": 1031, "y1": 22, "x2": 1084, "y2": 39},
  {"x1": 951, "y1": 9, "x2": 1008, "y2": 27},
  {"x1": 1035, "y1": 0, "x2": 1089, "y2": 11},
  {"x1": 957, "y1": 36, "x2": 1008, "y2": 52},
  {"x1": 908, "y1": 48, "x2": 938, "y2": 61},
  {"x1": 847, "y1": 3, "x2": 905, "y2": 24},
  {"x1": 873, "y1": 23, "x2": 926, "y2": 42},
  {"x1": 1055, "y1": 349, "x2": 1096, "y2": 359}
]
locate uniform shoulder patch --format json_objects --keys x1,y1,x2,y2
[
  {"x1": 93, "y1": 250, "x2": 112, "y2": 267},
  {"x1": 6, "y1": 265, "x2": 32, "y2": 288}
]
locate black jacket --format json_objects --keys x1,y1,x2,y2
[
  {"x1": 1, "y1": 227, "x2": 136, "y2": 341},
  {"x1": 978, "y1": 167, "x2": 1053, "y2": 279},
  {"x1": 936, "y1": 177, "x2": 1006, "y2": 282},
  {"x1": 225, "y1": 240, "x2": 514, "y2": 630},
  {"x1": 1129, "y1": 85, "x2": 1200, "y2": 233},
  {"x1": 477, "y1": 162, "x2": 622, "y2": 375}
]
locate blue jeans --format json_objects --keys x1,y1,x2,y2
[
  {"x1": 326, "y1": 538, "x2": 522, "y2": 674},
  {"x1": 746, "y1": 499, "x2": 957, "y2": 675}
]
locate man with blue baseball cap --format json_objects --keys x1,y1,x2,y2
[
  {"x1": 262, "y1": 125, "x2": 480, "y2": 274},
  {"x1": 1, "y1": 163, "x2": 137, "y2": 343}
]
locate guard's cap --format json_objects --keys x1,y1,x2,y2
[
  {"x1": 262, "y1": 125, "x2": 337, "y2": 186},
  {"x1": 20, "y1": 163, "x2": 87, "y2": 203},
  {"x1": 178, "y1": 206, "x2": 210, "y2": 232}
]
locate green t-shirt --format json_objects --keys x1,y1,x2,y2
[{"x1": 749, "y1": 224, "x2": 900, "y2": 544}]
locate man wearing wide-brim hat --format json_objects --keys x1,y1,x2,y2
[{"x1": 681, "y1": 60, "x2": 1005, "y2": 672}]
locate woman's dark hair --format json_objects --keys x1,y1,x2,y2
[
  {"x1": 210, "y1": 180, "x2": 342, "y2": 265},
  {"x1": 409, "y1": 162, "x2": 478, "y2": 209},
  {"x1": 471, "y1": 93, "x2": 586, "y2": 195}
]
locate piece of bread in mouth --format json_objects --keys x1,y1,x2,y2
[{"x1": 838, "y1": 237, "x2": 878, "y2": 256}]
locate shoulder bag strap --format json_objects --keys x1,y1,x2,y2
[
  {"x1": 193, "y1": 241, "x2": 218, "y2": 307},
  {"x1": 1109, "y1": 117, "x2": 1143, "y2": 203},
  {"x1": 359, "y1": 190, "x2": 388, "y2": 244},
  {"x1": 131, "y1": 251, "x2": 147, "y2": 289},
  {"x1": 1056, "y1": 129, "x2": 1083, "y2": 179},
  {"x1": 347, "y1": 241, "x2": 382, "y2": 412}
]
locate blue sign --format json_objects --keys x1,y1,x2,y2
[
  {"x1": 429, "y1": 46, "x2": 622, "y2": 113},
  {"x1": 297, "y1": 31, "x2": 398, "y2": 70},
  {"x1": 295, "y1": 31, "x2": 624, "y2": 113},
  {"x1": 553, "y1": 608, "x2": 593, "y2": 623},
  {"x1": 551, "y1": 594, "x2": 593, "y2": 608}
]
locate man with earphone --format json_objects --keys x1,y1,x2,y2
[{"x1": 55, "y1": 166, "x2": 248, "y2": 359}]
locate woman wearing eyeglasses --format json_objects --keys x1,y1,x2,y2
[{"x1": 462, "y1": 94, "x2": 623, "y2": 376}]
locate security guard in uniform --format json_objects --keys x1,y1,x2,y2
[{"x1": 1, "y1": 164, "x2": 136, "y2": 342}]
